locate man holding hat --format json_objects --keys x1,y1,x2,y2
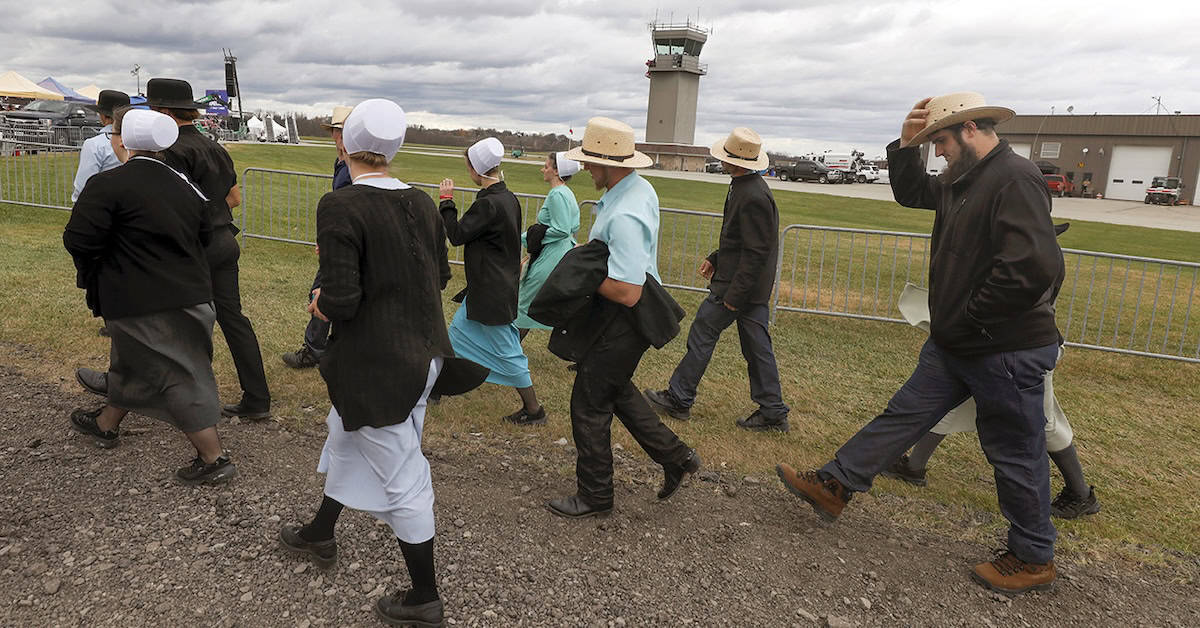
[
  {"x1": 281, "y1": 105, "x2": 353, "y2": 369},
  {"x1": 645, "y1": 127, "x2": 789, "y2": 432},
  {"x1": 72, "y1": 90, "x2": 130, "y2": 202},
  {"x1": 545, "y1": 117, "x2": 700, "y2": 518},
  {"x1": 148, "y1": 77, "x2": 272, "y2": 420},
  {"x1": 776, "y1": 93, "x2": 1065, "y2": 595}
]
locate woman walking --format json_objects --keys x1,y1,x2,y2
[
  {"x1": 514, "y1": 152, "x2": 581, "y2": 336},
  {"x1": 439, "y1": 138, "x2": 547, "y2": 426},
  {"x1": 279, "y1": 99, "x2": 483, "y2": 627},
  {"x1": 65, "y1": 107, "x2": 236, "y2": 485}
]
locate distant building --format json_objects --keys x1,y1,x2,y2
[
  {"x1": 641, "y1": 20, "x2": 709, "y2": 171},
  {"x1": 922, "y1": 113, "x2": 1200, "y2": 203}
]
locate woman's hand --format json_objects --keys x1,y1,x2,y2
[
  {"x1": 307, "y1": 287, "x2": 328, "y2": 322},
  {"x1": 439, "y1": 178, "x2": 455, "y2": 197}
]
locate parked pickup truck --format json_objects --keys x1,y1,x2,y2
[
  {"x1": 1043, "y1": 174, "x2": 1074, "y2": 197},
  {"x1": 776, "y1": 159, "x2": 841, "y2": 183}
]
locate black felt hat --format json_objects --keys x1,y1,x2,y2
[
  {"x1": 84, "y1": 90, "x2": 130, "y2": 117},
  {"x1": 145, "y1": 78, "x2": 202, "y2": 109}
]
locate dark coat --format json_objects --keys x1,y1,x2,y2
[
  {"x1": 316, "y1": 184, "x2": 459, "y2": 430},
  {"x1": 888, "y1": 139, "x2": 1064, "y2": 355},
  {"x1": 705, "y1": 173, "x2": 780, "y2": 308},
  {"x1": 529, "y1": 240, "x2": 685, "y2": 362},
  {"x1": 63, "y1": 157, "x2": 213, "y2": 319},
  {"x1": 440, "y1": 181, "x2": 522, "y2": 325},
  {"x1": 160, "y1": 125, "x2": 239, "y2": 231}
]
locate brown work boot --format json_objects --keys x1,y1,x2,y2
[
  {"x1": 775, "y1": 463, "x2": 850, "y2": 522},
  {"x1": 971, "y1": 551, "x2": 1056, "y2": 595}
]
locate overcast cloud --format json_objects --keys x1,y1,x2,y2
[{"x1": 3, "y1": 0, "x2": 1197, "y2": 157}]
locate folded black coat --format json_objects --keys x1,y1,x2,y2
[{"x1": 528, "y1": 240, "x2": 685, "y2": 362}]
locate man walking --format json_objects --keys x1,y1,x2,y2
[
  {"x1": 776, "y1": 93, "x2": 1066, "y2": 595},
  {"x1": 644, "y1": 127, "x2": 789, "y2": 432},
  {"x1": 149, "y1": 78, "x2": 271, "y2": 419},
  {"x1": 281, "y1": 105, "x2": 352, "y2": 369},
  {"x1": 542, "y1": 117, "x2": 700, "y2": 518},
  {"x1": 72, "y1": 90, "x2": 129, "y2": 202}
]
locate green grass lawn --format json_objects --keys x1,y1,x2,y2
[{"x1": 2, "y1": 142, "x2": 1198, "y2": 566}]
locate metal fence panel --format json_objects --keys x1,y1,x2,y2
[
  {"x1": 0, "y1": 139, "x2": 81, "y2": 210},
  {"x1": 773, "y1": 223, "x2": 1200, "y2": 363}
]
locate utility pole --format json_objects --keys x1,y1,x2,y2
[{"x1": 130, "y1": 64, "x2": 142, "y2": 95}]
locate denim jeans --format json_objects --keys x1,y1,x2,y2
[
  {"x1": 304, "y1": 269, "x2": 330, "y2": 358},
  {"x1": 821, "y1": 338, "x2": 1060, "y2": 564},
  {"x1": 667, "y1": 294, "x2": 789, "y2": 420}
]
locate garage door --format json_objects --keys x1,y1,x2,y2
[
  {"x1": 1106, "y1": 146, "x2": 1173, "y2": 201},
  {"x1": 1010, "y1": 143, "x2": 1031, "y2": 160}
]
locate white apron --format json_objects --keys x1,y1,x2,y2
[{"x1": 318, "y1": 357, "x2": 442, "y2": 543}]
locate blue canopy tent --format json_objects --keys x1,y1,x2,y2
[{"x1": 37, "y1": 76, "x2": 94, "y2": 103}]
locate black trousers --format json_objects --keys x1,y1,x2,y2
[
  {"x1": 571, "y1": 315, "x2": 691, "y2": 506},
  {"x1": 205, "y1": 227, "x2": 270, "y2": 408}
]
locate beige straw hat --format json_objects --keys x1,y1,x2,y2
[
  {"x1": 320, "y1": 105, "x2": 353, "y2": 130},
  {"x1": 563, "y1": 117, "x2": 654, "y2": 168},
  {"x1": 902, "y1": 92, "x2": 1014, "y2": 147},
  {"x1": 710, "y1": 127, "x2": 769, "y2": 170}
]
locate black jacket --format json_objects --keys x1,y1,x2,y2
[
  {"x1": 161, "y1": 125, "x2": 238, "y2": 230},
  {"x1": 63, "y1": 157, "x2": 213, "y2": 319},
  {"x1": 316, "y1": 185, "x2": 457, "y2": 430},
  {"x1": 529, "y1": 240, "x2": 685, "y2": 362},
  {"x1": 440, "y1": 182, "x2": 522, "y2": 325},
  {"x1": 705, "y1": 173, "x2": 780, "y2": 308},
  {"x1": 888, "y1": 139, "x2": 1064, "y2": 355}
]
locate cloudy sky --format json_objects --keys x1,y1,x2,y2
[{"x1": 3, "y1": 0, "x2": 1198, "y2": 157}]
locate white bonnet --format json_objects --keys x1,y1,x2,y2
[
  {"x1": 121, "y1": 109, "x2": 179, "y2": 152},
  {"x1": 467, "y1": 137, "x2": 504, "y2": 175},
  {"x1": 554, "y1": 152, "x2": 580, "y2": 178},
  {"x1": 343, "y1": 99, "x2": 407, "y2": 161}
]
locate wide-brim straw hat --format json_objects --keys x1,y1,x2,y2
[
  {"x1": 903, "y1": 92, "x2": 1014, "y2": 147},
  {"x1": 710, "y1": 127, "x2": 769, "y2": 170},
  {"x1": 321, "y1": 105, "x2": 353, "y2": 129},
  {"x1": 563, "y1": 117, "x2": 654, "y2": 168}
]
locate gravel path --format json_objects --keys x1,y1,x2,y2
[{"x1": 2, "y1": 359, "x2": 1197, "y2": 627}]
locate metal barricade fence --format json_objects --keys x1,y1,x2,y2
[
  {"x1": 0, "y1": 139, "x2": 81, "y2": 210},
  {"x1": 772, "y1": 224, "x2": 1200, "y2": 363}
]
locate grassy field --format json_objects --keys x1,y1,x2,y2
[{"x1": 1, "y1": 142, "x2": 1198, "y2": 567}]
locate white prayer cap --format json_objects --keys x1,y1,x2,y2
[
  {"x1": 554, "y1": 152, "x2": 581, "y2": 178},
  {"x1": 121, "y1": 109, "x2": 179, "y2": 152},
  {"x1": 467, "y1": 137, "x2": 504, "y2": 175},
  {"x1": 343, "y1": 99, "x2": 407, "y2": 161}
]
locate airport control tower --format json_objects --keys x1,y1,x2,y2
[{"x1": 644, "y1": 20, "x2": 708, "y2": 145}]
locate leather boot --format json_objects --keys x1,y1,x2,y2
[
  {"x1": 776, "y1": 463, "x2": 851, "y2": 522},
  {"x1": 971, "y1": 551, "x2": 1056, "y2": 595}
]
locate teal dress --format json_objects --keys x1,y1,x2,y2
[{"x1": 514, "y1": 185, "x2": 580, "y2": 330}]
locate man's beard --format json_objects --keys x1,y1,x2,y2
[{"x1": 937, "y1": 137, "x2": 979, "y2": 183}]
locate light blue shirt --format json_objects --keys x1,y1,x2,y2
[
  {"x1": 588, "y1": 171, "x2": 660, "y2": 286},
  {"x1": 72, "y1": 125, "x2": 121, "y2": 202}
]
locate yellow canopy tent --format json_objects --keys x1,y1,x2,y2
[
  {"x1": 76, "y1": 84, "x2": 102, "y2": 101},
  {"x1": 0, "y1": 70, "x2": 65, "y2": 100}
]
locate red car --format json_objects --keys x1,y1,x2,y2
[{"x1": 1043, "y1": 174, "x2": 1074, "y2": 197}]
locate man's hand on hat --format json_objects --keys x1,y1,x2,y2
[
  {"x1": 439, "y1": 178, "x2": 455, "y2": 198},
  {"x1": 901, "y1": 97, "x2": 933, "y2": 146}
]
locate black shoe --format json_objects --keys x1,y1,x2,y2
[
  {"x1": 374, "y1": 592, "x2": 445, "y2": 627},
  {"x1": 566, "y1": 363, "x2": 578, "y2": 372},
  {"x1": 281, "y1": 346, "x2": 320, "y2": 369},
  {"x1": 547, "y1": 495, "x2": 613, "y2": 519},
  {"x1": 175, "y1": 455, "x2": 237, "y2": 485},
  {"x1": 643, "y1": 389, "x2": 691, "y2": 421},
  {"x1": 221, "y1": 402, "x2": 271, "y2": 420},
  {"x1": 69, "y1": 407, "x2": 119, "y2": 448},
  {"x1": 503, "y1": 405, "x2": 547, "y2": 426},
  {"x1": 278, "y1": 524, "x2": 337, "y2": 567},
  {"x1": 97, "y1": 326, "x2": 109, "y2": 337},
  {"x1": 75, "y1": 367, "x2": 108, "y2": 396},
  {"x1": 880, "y1": 454, "x2": 928, "y2": 487},
  {"x1": 736, "y1": 410, "x2": 789, "y2": 433},
  {"x1": 658, "y1": 449, "x2": 701, "y2": 500},
  {"x1": 1051, "y1": 486, "x2": 1101, "y2": 519}
]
